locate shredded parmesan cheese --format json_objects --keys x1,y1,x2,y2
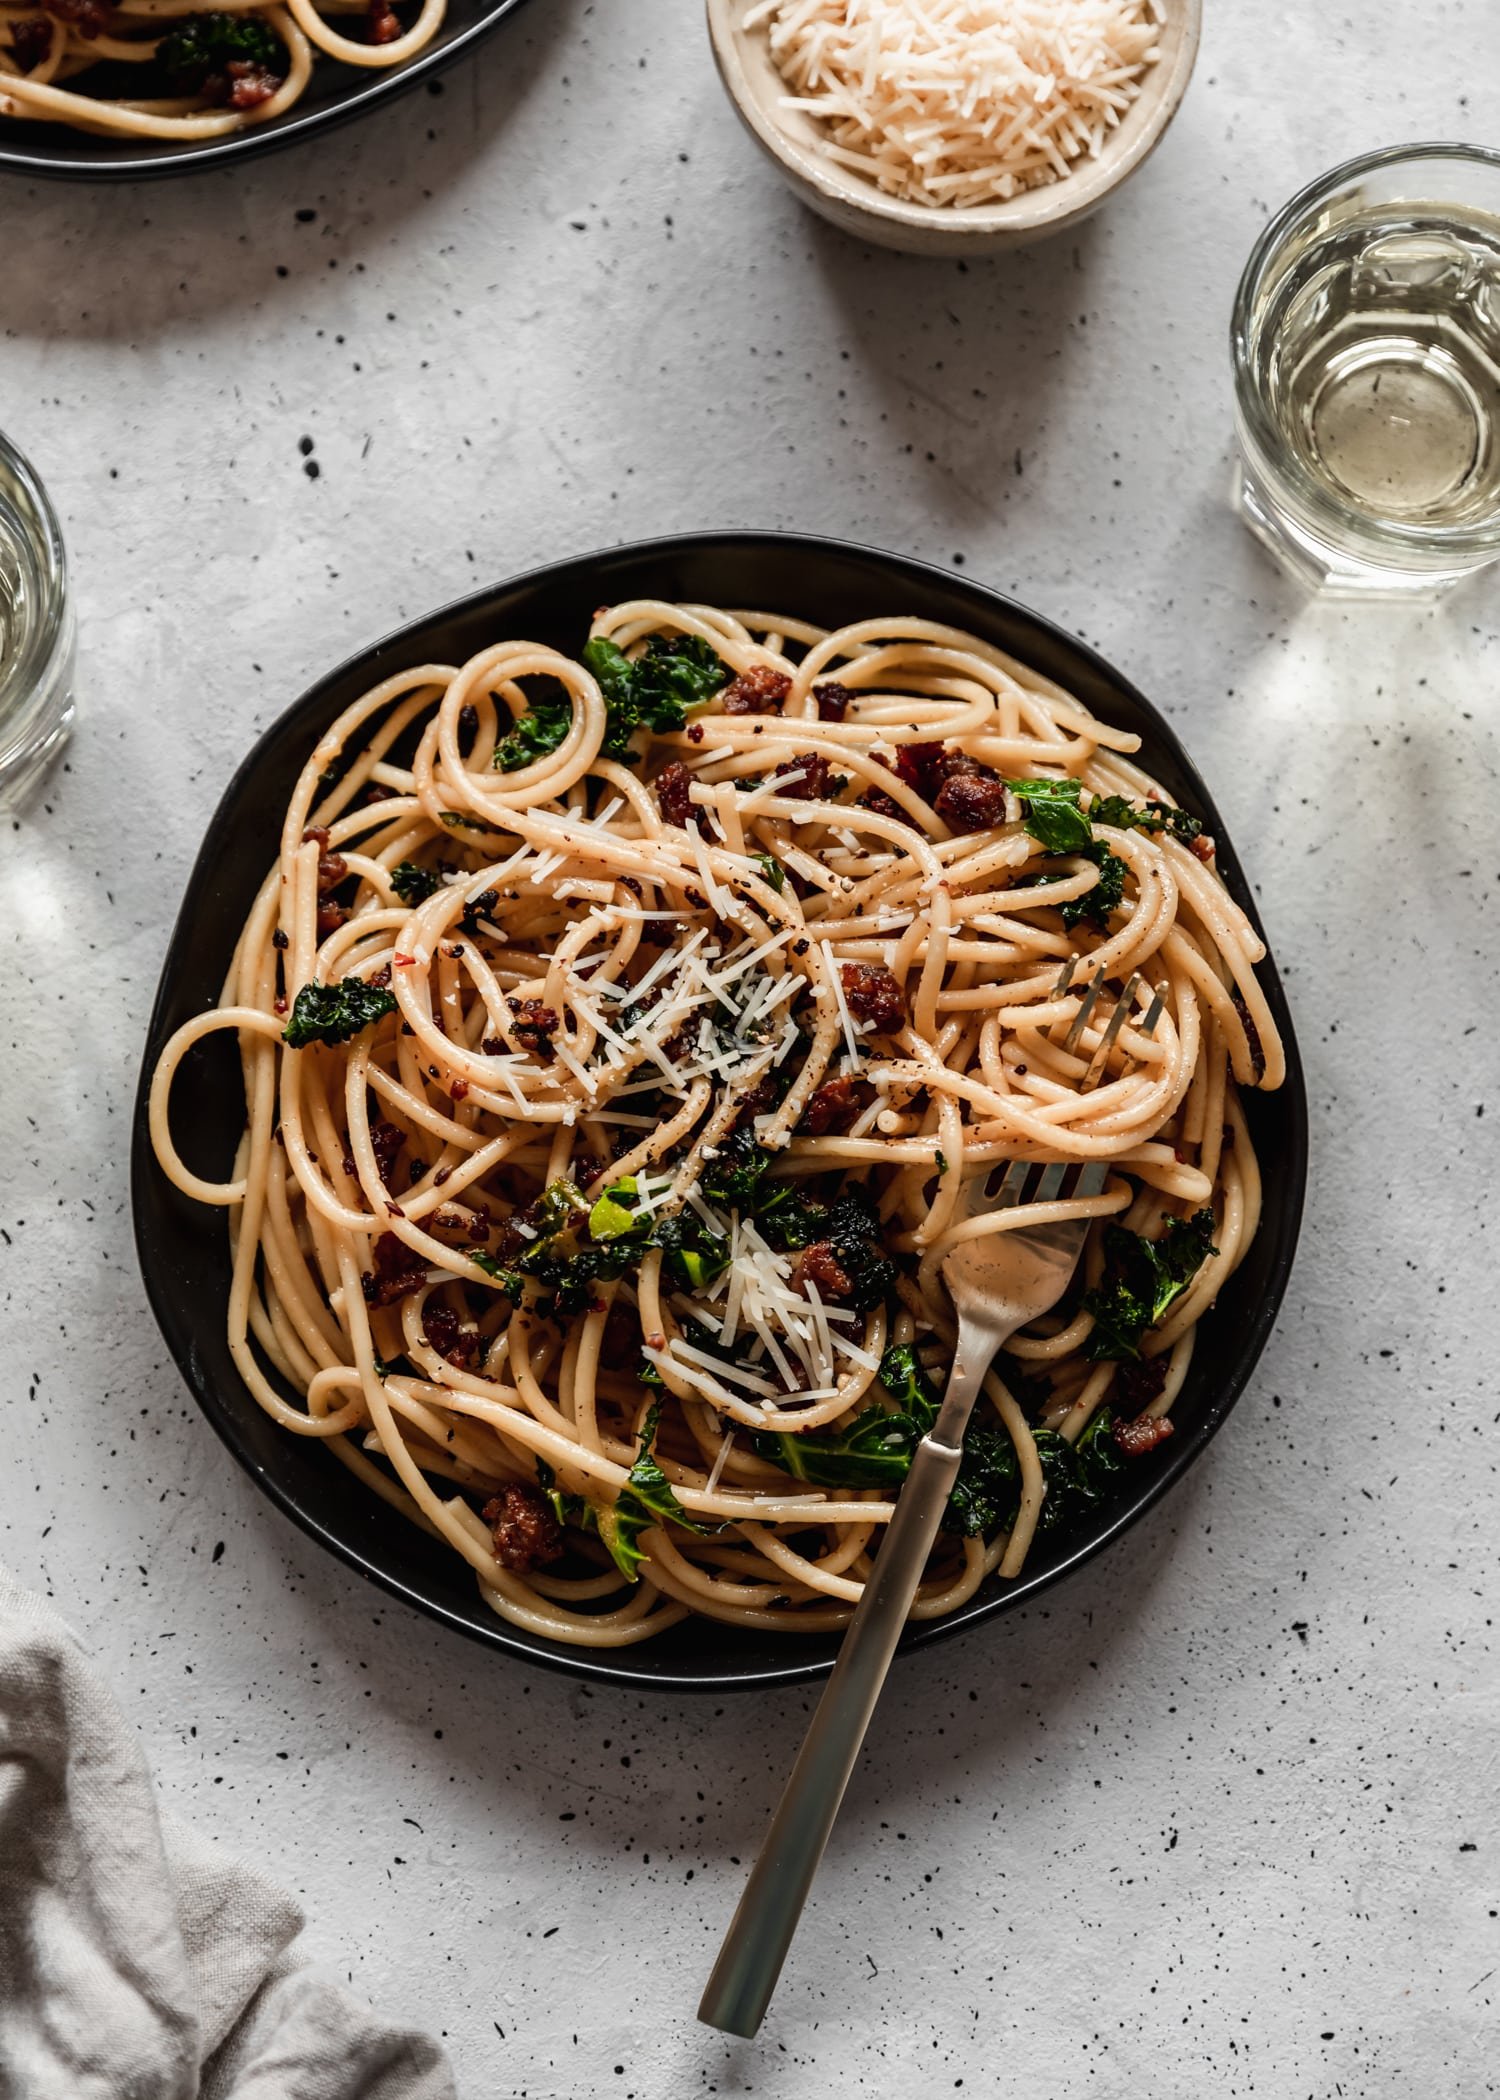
[{"x1": 749, "y1": 0, "x2": 1164, "y2": 210}]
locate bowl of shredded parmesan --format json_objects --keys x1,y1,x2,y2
[{"x1": 708, "y1": 0, "x2": 1201, "y2": 254}]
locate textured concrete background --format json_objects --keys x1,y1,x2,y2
[{"x1": 3, "y1": 1, "x2": 1499, "y2": 2093}]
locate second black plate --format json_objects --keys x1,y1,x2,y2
[{"x1": 0, "y1": 0, "x2": 538, "y2": 180}]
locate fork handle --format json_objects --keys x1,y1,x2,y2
[{"x1": 697, "y1": 1430, "x2": 963, "y2": 2038}]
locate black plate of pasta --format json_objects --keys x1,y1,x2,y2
[
  {"x1": 132, "y1": 532, "x2": 1306, "y2": 1691},
  {"x1": 0, "y1": 0, "x2": 535, "y2": 178}
]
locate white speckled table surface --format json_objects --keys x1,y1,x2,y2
[{"x1": 4, "y1": 2, "x2": 1499, "y2": 2093}]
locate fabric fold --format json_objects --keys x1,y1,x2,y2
[{"x1": 0, "y1": 1568, "x2": 456, "y2": 2100}]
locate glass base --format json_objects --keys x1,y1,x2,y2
[
  {"x1": 1233, "y1": 461, "x2": 1484, "y2": 601},
  {"x1": 0, "y1": 693, "x2": 73, "y2": 813}
]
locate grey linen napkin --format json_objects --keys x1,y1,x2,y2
[{"x1": 0, "y1": 1568, "x2": 457, "y2": 2100}]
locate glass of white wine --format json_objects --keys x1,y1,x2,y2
[
  {"x1": 1233, "y1": 143, "x2": 1500, "y2": 598},
  {"x1": 0, "y1": 431, "x2": 74, "y2": 809}
]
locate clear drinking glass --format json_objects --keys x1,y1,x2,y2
[
  {"x1": 0, "y1": 431, "x2": 75, "y2": 808},
  {"x1": 1232, "y1": 143, "x2": 1500, "y2": 598}
]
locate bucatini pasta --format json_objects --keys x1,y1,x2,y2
[{"x1": 150, "y1": 597, "x2": 1283, "y2": 1647}]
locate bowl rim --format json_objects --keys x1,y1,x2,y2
[
  {"x1": 0, "y1": 0, "x2": 538, "y2": 182},
  {"x1": 130, "y1": 528, "x2": 1307, "y2": 1693},
  {"x1": 705, "y1": 0, "x2": 1203, "y2": 238}
]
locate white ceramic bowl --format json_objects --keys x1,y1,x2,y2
[{"x1": 706, "y1": 0, "x2": 1203, "y2": 256}]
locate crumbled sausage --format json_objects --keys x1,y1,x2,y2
[
  {"x1": 861, "y1": 753, "x2": 923, "y2": 828},
  {"x1": 482, "y1": 1482, "x2": 565, "y2": 1572},
  {"x1": 860, "y1": 784, "x2": 910, "y2": 826},
  {"x1": 795, "y1": 1241, "x2": 853, "y2": 1301},
  {"x1": 316, "y1": 852, "x2": 347, "y2": 892},
  {"x1": 721, "y1": 667, "x2": 790, "y2": 716},
  {"x1": 772, "y1": 753, "x2": 831, "y2": 800},
  {"x1": 1112, "y1": 1411, "x2": 1175, "y2": 1457},
  {"x1": 421, "y1": 1302, "x2": 481, "y2": 1369},
  {"x1": 367, "y1": 0, "x2": 401, "y2": 40},
  {"x1": 301, "y1": 825, "x2": 331, "y2": 849},
  {"x1": 39, "y1": 0, "x2": 111, "y2": 31},
  {"x1": 731, "y1": 1074, "x2": 779, "y2": 1129},
  {"x1": 361, "y1": 1233, "x2": 428, "y2": 1308},
  {"x1": 894, "y1": 743, "x2": 944, "y2": 798},
  {"x1": 654, "y1": 760, "x2": 701, "y2": 831},
  {"x1": 223, "y1": 59, "x2": 280, "y2": 106},
  {"x1": 510, "y1": 998, "x2": 559, "y2": 1060},
  {"x1": 814, "y1": 680, "x2": 854, "y2": 723},
  {"x1": 841, "y1": 962, "x2": 906, "y2": 1033},
  {"x1": 1114, "y1": 1356, "x2": 1168, "y2": 1412},
  {"x1": 315, "y1": 902, "x2": 346, "y2": 938},
  {"x1": 933, "y1": 767, "x2": 1009, "y2": 833},
  {"x1": 801, "y1": 1075, "x2": 874, "y2": 1136},
  {"x1": 9, "y1": 15, "x2": 52, "y2": 65}
]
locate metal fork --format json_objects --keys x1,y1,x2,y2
[{"x1": 698, "y1": 968, "x2": 1163, "y2": 2039}]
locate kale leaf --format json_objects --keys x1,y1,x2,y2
[
  {"x1": 1010, "y1": 778, "x2": 1123, "y2": 924},
  {"x1": 874, "y1": 1340, "x2": 937, "y2": 1420},
  {"x1": 701, "y1": 1126, "x2": 774, "y2": 1210},
  {"x1": 492, "y1": 685, "x2": 574, "y2": 772},
  {"x1": 1081, "y1": 1210, "x2": 1218, "y2": 1360},
  {"x1": 282, "y1": 978, "x2": 397, "y2": 1049},
  {"x1": 1088, "y1": 793, "x2": 1204, "y2": 844},
  {"x1": 800, "y1": 1186, "x2": 897, "y2": 1313},
  {"x1": 595, "y1": 1402, "x2": 711, "y2": 1582},
  {"x1": 750, "y1": 1342, "x2": 930, "y2": 1489},
  {"x1": 469, "y1": 1251, "x2": 523, "y2": 1296},
  {"x1": 1006, "y1": 776, "x2": 1093, "y2": 854},
  {"x1": 1056, "y1": 842, "x2": 1128, "y2": 931},
  {"x1": 752, "y1": 1180, "x2": 826, "y2": 1250},
  {"x1": 582, "y1": 633, "x2": 731, "y2": 760},
  {"x1": 521, "y1": 1184, "x2": 630, "y2": 1310},
  {"x1": 520, "y1": 1241, "x2": 637, "y2": 1315},
  {"x1": 650, "y1": 1211, "x2": 731, "y2": 1291},
  {"x1": 390, "y1": 860, "x2": 444, "y2": 907},
  {"x1": 158, "y1": 10, "x2": 285, "y2": 90},
  {"x1": 752, "y1": 1405, "x2": 925, "y2": 1489},
  {"x1": 945, "y1": 1425, "x2": 1020, "y2": 1537},
  {"x1": 1031, "y1": 1412, "x2": 1136, "y2": 1535},
  {"x1": 1073, "y1": 1404, "x2": 1129, "y2": 1501},
  {"x1": 586, "y1": 1176, "x2": 645, "y2": 1244},
  {"x1": 626, "y1": 634, "x2": 732, "y2": 723}
]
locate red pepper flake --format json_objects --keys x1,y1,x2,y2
[{"x1": 393, "y1": 953, "x2": 416, "y2": 967}]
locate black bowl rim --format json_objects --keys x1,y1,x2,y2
[
  {"x1": 130, "y1": 528, "x2": 1308, "y2": 1692},
  {"x1": 0, "y1": 0, "x2": 538, "y2": 181}
]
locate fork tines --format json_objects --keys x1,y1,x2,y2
[
  {"x1": 1052, "y1": 963, "x2": 1166, "y2": 1092},
  {"x1": 987, "y1": 1157, "x2": 1110, "y2": 1208}
]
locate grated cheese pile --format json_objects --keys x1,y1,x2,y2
[{"x1": 746, "y1": 0, "x2": 1164, "y2": 209}]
